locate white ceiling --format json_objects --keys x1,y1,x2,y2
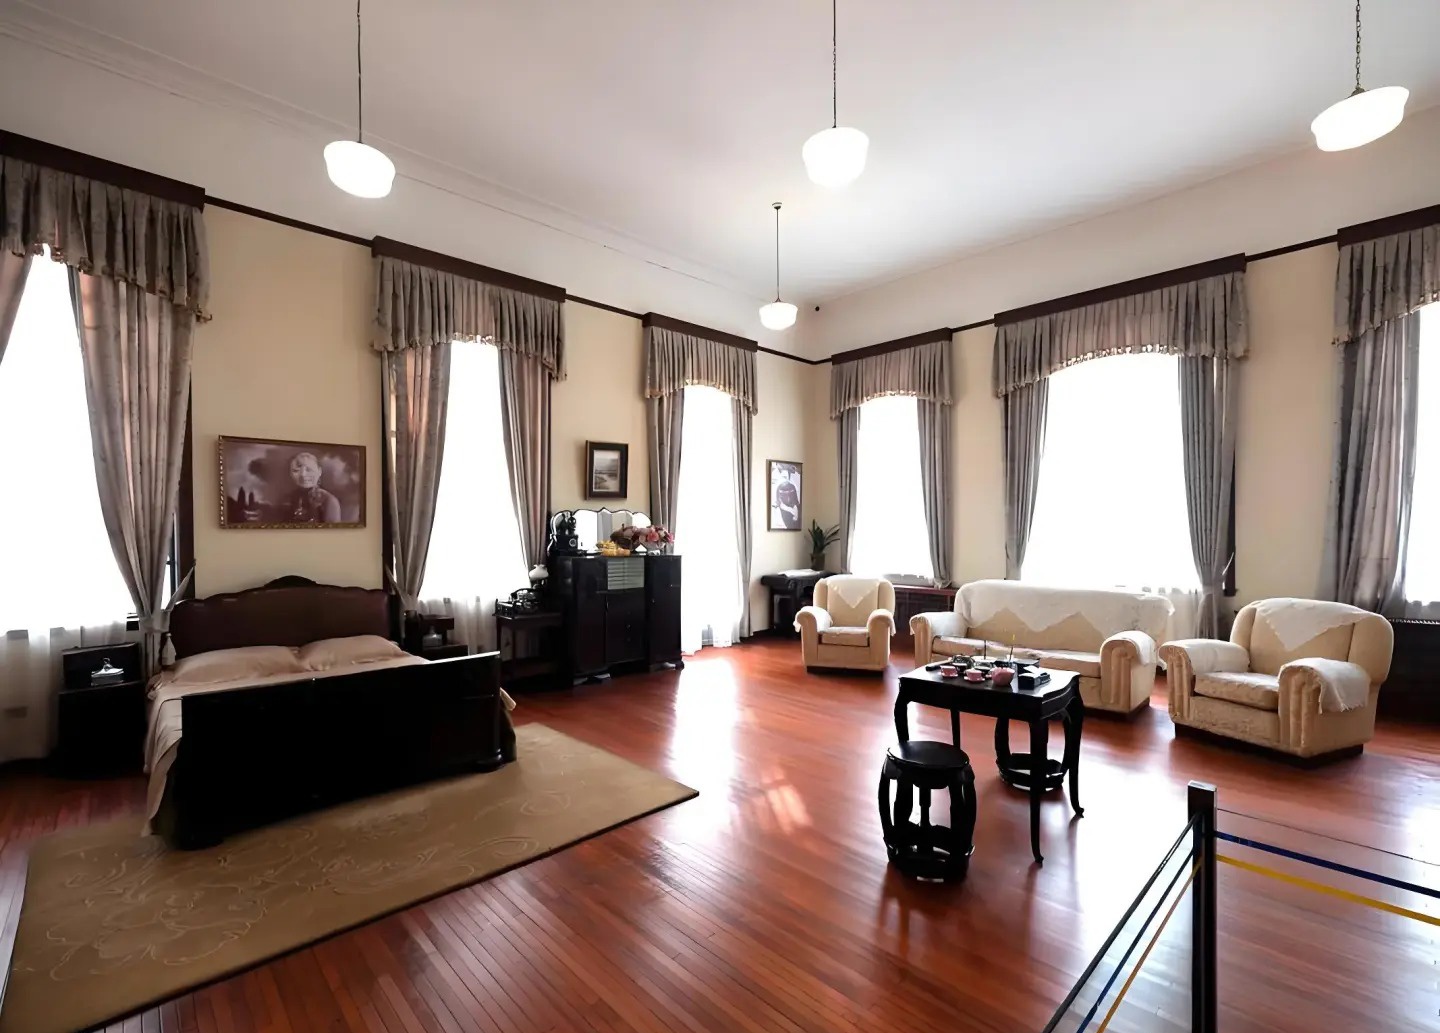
[{"x1": 9, "y1": 0, "x2": 1440, "y2": 304}]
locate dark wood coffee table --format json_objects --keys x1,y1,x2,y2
[{"x1": 895, "y1": 665, "x2": 1084, "y2": 864}]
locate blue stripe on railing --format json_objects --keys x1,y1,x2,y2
[{"x1": 1215, "y1": 832, "x2": 1440, "y2": 901}]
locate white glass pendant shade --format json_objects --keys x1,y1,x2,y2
[
  {"x1": 802, "y1": 126, "x2": 869, "y2": 187},
  {"x1": 1311, "y1": 86, "x2": 1408, "y2": 151},
  {"x1": 759, "y1": 301, "x2": 798, "y2": 331},
  {"x1": 324, "y1": 139, "x2": 396, "y2": 198}
]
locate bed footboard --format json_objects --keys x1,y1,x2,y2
[{"x1": 159, "y1": 652, "x2": 510, "y2": 849}]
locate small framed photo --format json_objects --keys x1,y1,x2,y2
[
  {"x1": 586, "y1": 441, "x2": 629, "y2": 499},
  {"x1": 768, "y1": 460, "x2": 803, "y2": 530},
  {"x1": 218, "y1": 435, "x2": 366, "y2": 529}
]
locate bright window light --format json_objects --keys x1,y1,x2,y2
[
  {"x1": 0, "y1": 254, "x2": 133, "y2": 631},
  {"x1": 675, "y1": 385, "x2": 743, "y2": 652},
  {"x1": 1023, "y1": 354, "x2": 1199, "y2": 593},
  {"x1": 850, "y1": 395, "x2": 934, "y2": 582},
  {"x1": 1404, "y1": 305, "x2": 1440, "y2": 607}
]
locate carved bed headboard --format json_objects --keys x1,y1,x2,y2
[{"x1": 168, "y1": 576, "x2": 397, "y2": 659}]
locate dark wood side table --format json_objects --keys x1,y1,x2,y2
[
  {"x1": 759, "y1": 571, "x2": 832, "y2": 637},
  {"x1": 895, "y1": 665, "x2": 1084, "y2": 864},
  {"x1": 403, "y1": 613, "x2": 466, "y2": 659},
  {"x1": 495, "y1": 610, "x2": 566, "y2": 690},
  {"x1": 57, "y1": 641, "x2": 145, "y2": 776}
]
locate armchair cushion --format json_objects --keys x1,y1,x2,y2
[
  {"x1": 1160, "y1": 639, "x2": 1250, "y2": 676},
  {"x1": 1279, "y1": 657, "x2": 1372, "y2": 713},
  {"x1": 820, "y1": 626, "x2": 869, "y2": 646},
  {"x1": 1194, "y1": 672, "x2": 1280, "y2": 712}
]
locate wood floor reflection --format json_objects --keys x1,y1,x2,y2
[{"x1": 0, "y1": 638, "x2": 1435, "y2": 1033}]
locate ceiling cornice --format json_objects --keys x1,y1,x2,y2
[{"x1": 0, "y1": 0, "x2": 768, "y2": 304}]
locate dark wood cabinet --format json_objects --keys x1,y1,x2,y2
[
  {"x1": 56, "y1": 641, "x2": 145, "y2": 776},
  {"x1": 547, "y1": 554, "x2": 682, "y2": 680}
]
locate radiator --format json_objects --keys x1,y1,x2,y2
[{"x1": 1383, "y1": 618, "x2": 1440, "y2": 722}]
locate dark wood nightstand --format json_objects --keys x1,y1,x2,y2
[
  {"x1": 403, "y1": 613, "x2": 467, "y2": 659},
  {"x1": 57, "y1": 641, "x2": 145, "y2": 777}
]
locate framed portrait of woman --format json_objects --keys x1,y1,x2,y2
[
  {"x1": 768, "y1": 460, "x2": 802, "y2": 530},
  {"x1": 217, "y1": 435, "x2": 366, "y2": 529}
]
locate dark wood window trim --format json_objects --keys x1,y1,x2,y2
[
  {"x1": 371, "y1": 236, "x2": 566, "y2": 302},
  {"x1": 175, "y1": 393, "x2": 196, "y2": 591},
  {"x1": 0, "y1": 130, "x2": 204, "y2": 208},
  {"x1": 830, "y1": 327, "x2": 952, "y2": 366},
  {"x1": 1337, "y1": 203, "x2": 1440, "y2": 247},
  {"x1": 994, "y1": 254, "x2": 1247, "y2": 326},
  {"x1": 640, "y1": 312, "x2": 758, "y2": 352}
]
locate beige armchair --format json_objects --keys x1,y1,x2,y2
[
  {"x1": 795, "y1": 576, "x2": 896, "y2": 672},
  {"x1": 1160, "y1": 598, "x2": 1393, "y2": 761}
]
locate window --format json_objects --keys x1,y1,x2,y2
[
  {"x1": 0, "y1": 254, "x2": 133, "y2": 633},
  {"x1": 674, "y1": 385, "x2": 743, "y2": 652},
  {"x1": 849, "y1": 395, "x2": 934, "y2": 581},
  {"x1": 418, "y1": 341, "x2": 528, "y2": 648},
  {"x1": 1404, "y1": 304, "x2": 1440, "y2": 608},
  {"x1": 1023, "y1": 354, "x2": 1198, "y2": 595}
]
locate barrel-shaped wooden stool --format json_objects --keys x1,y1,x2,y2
[{"x1": 878, "y1": 740, "x2": 977, "y2": 881}]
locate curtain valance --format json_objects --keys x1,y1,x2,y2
[
  {"x1": 830, "y1": 333, "x2": 951, "y2": 418},
  {"x1": 643, "y1": 317, "x2": 757, "y2": 413},
  {"x1": 1334, "y1": 220, "x2": 1440, "y2": 346},
  {"x1": 992, "y1": 264, "x2": 1247, "y2": 397},
  {"x1": 0, "y1": 155, "x2": 209, "y2": 318},
  {"x1": 372, "y1": 254, "x2": 565, "y2": 379}
]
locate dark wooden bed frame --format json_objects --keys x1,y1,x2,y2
[{"x1": 153, "y1": 577, "x2": 515, "y2": 849}]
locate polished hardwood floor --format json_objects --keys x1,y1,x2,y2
[{"x1": 0, "y1": 640, "x2": 1436, "y2": 1033}]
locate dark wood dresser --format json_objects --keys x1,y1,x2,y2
[{"x1": 546, "y1": 554, "x2": 682, "y2": 680}]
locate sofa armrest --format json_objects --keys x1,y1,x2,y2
[
  {"x1": 794, "y1": 606, "x2": 832, "y2": 637},
  {"x1": 868, "y1": 608, "x2": 896, "y2": 638},
  {"x1": 1102, "y1": 629, "x2": 1157, "y2": 667},
  {"x1": 1159, "y1": 639, "x2": 1249, "y2": 675},
  {"x1": 1279, "y1": 658, "x2": 1373, "y2": 713},
  {"x1": 909, "y1": 610, "x2": 960, "y2": 662}
]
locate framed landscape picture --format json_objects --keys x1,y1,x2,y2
[
  {"x1": 586, "y1": 441, "x2": 629, "y2": 499},
  {"x1": 218, "y1": 435, "x2": 366, "y2": 529},
  {"x1": 768, "y1": 460, "x2": 802, "y2": 530}
]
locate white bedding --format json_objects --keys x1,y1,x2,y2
[{"x1": 143, "y1": 654, "x2": 516, "y2": 832}]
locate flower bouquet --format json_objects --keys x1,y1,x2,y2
[{"x1": 610, "y1": 524, "x2": 675, "y2": 553}]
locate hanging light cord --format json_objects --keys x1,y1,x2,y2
[
  {"x1": 831, "y1": 0, "x2": 838, "y2": 127},
  {"x1": 773, "y1": 203, "x2": 783, "y2": 301},
  {"x1": 1353, "y1": 0, "x2": 1363, "y2": 93},
  {"x1": 356, "y1": 0, "x2": 365, "y2": 141}
]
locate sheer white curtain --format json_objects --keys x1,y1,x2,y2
[
  {"x1": 1403, "y1": 304, "x2": 1440, "y2": 613},
  {"x1": 0, "y1": 254, "x2": 134, "y2": 761},
  {"x1": 419, "y1": 341, "x2": 528, "y2": 651},
  {"x1": 1022, "y1": 354, "x2": 1200, "y2": 637},
  {"x1": 850, "y1": 395, "x2": 934, "y2": 581},
  {"x1": 675, "y1": 385, "x2": 742, "y2": 653}
]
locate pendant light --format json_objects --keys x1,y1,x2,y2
[
  {"x1": 324, "y1": 0, "x2": 396, "y2": 198},
  {"x1": 1311, "y1": 0, "x2": 1408, "y2": 152},
  {"x1": 759, "y1": 203, "x2": 798, "y2": 331},
  {"x1": 802, "y1": 0, "x2": 868, "y2": 187}
]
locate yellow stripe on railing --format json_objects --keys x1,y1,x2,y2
[
  {"x1": 1095, "y1": 861, "x2": 1201, "y2": 1033},
  {"x1": 1218, "y1": 854, "x2": 1440, "y2": 927}
]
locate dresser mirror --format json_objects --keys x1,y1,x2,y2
[{"x1": 551, "y1": 508, "x2": 651, "y2": 552}]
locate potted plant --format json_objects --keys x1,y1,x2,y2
[{"x1": 807, "y1": 521, "x2": 840, "y2": 571}]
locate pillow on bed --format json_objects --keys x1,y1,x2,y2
[
  {"x1": 168, "y1": 645, "x2": 305, "y2": 686},
  {"x1": 297, "y1": 635, "x2": 409, "y2": 671}
]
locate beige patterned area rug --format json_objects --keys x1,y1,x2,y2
[{"x1": 0, "y1": 723, "x2": 696, "y2": 1033}]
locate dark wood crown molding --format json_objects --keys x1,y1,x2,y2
[
  {"x1": 641, "y1": 312, "x2": 758, "y2": 352},
  {"x1": 0, "y1": 129, "x2": 205, "y2": 208},
  {"x1": 830, "y1": 327, "x2": 952, "y2": 366},
  {"x1": 994, "y1": 254, "x2": 1247, "y2": 326},
  {"x1": 1337, "y1": 203, "x2": 1440, "y2": 247},
  {"x1": 372, "y1": 236, "x2": 567, "y2": 301}
]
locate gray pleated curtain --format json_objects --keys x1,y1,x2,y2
[
  {"x1": 1, "y1": 155, "x2": 209, "y2": 675},
  {"x1": 643, "y1": 322, "x2": 757, "y2": 634},
  {"x1": 829, "y1": 336, "x2": 953, "y2": 584},
  {"x1": 0, "y1": 251, "x2": 31, "y2": 364},
  {"x1": 994, "y1": 268, "x2": 1246, "y2": 607},
  {"x1": 382, "y1": 343, "x2": 451, "y2": 612},
  {"x1": 373, "y1": 255, "x2": 563, "y2": 592}
]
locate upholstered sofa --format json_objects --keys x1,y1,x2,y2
[
  {"x1": 795, "y1": 576, "x2": 896, "y2": 672},
  {"x1": 1159, "y1": 598, "x2": 1393, "y2": 761},
  {"x1": 910, "y1": 580, "x2": 1173, "y2": 714}
]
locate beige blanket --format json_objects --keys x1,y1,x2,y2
[{"x1": 144, "y1": 658, "x2": 516, "y2": 831}]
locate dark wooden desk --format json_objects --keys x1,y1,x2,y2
[
  {"x1": 759, "y1": 571, "x2": 832, "y2": 636},
  {"x1": 895, "y1": 665, "x2": 1083, "y2": 864}
]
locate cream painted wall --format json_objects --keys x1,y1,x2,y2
[
  {"x1": 192, "y1": 208, "x2": 382, "y2": 595},
  {"x1": 750, "y1": 352, "x2": 811, "y2": 626},
  {"x1": 951, "y1": 326, "x2": 1006, "y2": 586},
  {"x1": 551, "y1": 304, "x2": 649, "y2": 513}
]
